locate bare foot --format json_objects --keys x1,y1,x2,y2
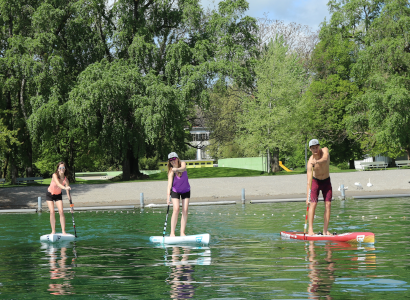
[
  {"x1": 170, "y1": 234, "x2": 176, "y2": 237},
  {"x1": 50, "y1": 232, "x2": 56, "y2": 235},
  {"x1": 307, "y1": 231, "x2": 315, "y2": 236},
  {"x1": 62, "y1": 232, "x2": 68, "y2": 235},
  {"x1": 180, "y1": 233, "x2": 186, "y2": 237},
  {"x1": 324, "y1": 231, "x2": 331, "y2": 236}
]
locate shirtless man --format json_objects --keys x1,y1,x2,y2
[{"x1": 306, "y1": 139, "x2": 332, "y2": 236}]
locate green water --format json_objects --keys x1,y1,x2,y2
[{"x1": 0, "y1": 198, "x2": 409, "y2": 299}]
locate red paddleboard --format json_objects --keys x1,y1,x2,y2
[{"x1": 280, "y1": 231, "x2": 375, "y2": 244}]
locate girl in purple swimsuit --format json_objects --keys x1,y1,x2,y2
[{"x1": 166, "y1": 152, "x2": 191, "y2": 237}]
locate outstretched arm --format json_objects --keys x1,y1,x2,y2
[
  {"x1": 172, "y1": 161, "x2": 187, "y2": 173},
  {"x1": 313, "y1": 147, "x2": 330, "y2": 165},
  {"x1": 52, "y1": 173, "x2": 71, "y2": 191}
]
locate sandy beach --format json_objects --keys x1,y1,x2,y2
[{"x1": 0, "y1": 169, "x2": 409, "y2": 209}]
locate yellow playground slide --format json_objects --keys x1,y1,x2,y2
[{"x1": 279, "y1": 161, "x2": 292, "y2": 172}]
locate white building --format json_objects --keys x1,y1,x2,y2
[{"x1": 190, "y1": 127, "x2": 212, "y2": 160}]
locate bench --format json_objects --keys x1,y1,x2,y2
[
  {"x1": 395, "y1": 160, "x2": 410, "y2": 168},
  {"x1": 360, "y1": 161, "x2": 388, "y2": 170},
  {"x1": 0, "y1": 178, "x2": 5, "y2": 186},
  {"x1": 16, "y1": 177, "x2": 44, "y2": 185}
]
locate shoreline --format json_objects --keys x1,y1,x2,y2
[{"x1": 1, "y1": 169, "x2": 409, "y2": 210}]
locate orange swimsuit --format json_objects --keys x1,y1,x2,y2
[{"x1": 48, "y1": 176, "x2": 67, "y2": 195}]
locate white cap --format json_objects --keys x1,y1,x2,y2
[
  {"x1": 309, "y1": 139, "x2": 319, "y2": 147},
  {"x1": 168, "y1": 152, "x2": 178, "y2": 159}
]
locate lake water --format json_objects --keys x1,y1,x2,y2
[{"x1": 0, "y1": 197, "x2": 409, "y2": 299}]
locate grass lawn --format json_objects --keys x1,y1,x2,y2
[{"x1": 1, "y1": 165, "x2": 404, "y2": 188}]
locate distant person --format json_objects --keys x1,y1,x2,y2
[
  {"x1": 306, "y1": 139, "x2": 332, "y2": 236},
  {"x1": 167, "y1": 152, "x2": 191, "y2": 237},
  {"x1": 46, "y1": 161, "x2": 71, "y2": 235}
]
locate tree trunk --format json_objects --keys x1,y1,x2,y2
[
  {"x1": 271, "y1": 148, "x2": 280, "y2": 173},
  {"x1": 128, "y1": 147, "x2": 141, "y2": 179},
  {"x1": 267, "y1": 148, "x2": 271, "y2": 173},
  {"x1": 69, "y1": 140, "x2": 75, "y2": 183},
  {"x1": 10, "y1": 159, "x2": 17, "y2": 185},
  {"x1": 122, "y1": 153, "x2": 131, "y2": 181},
  {"x1": 349, "y1": 159, "x2": 355, "y2": 169},
  {"x1": 25, "y1": 140, "x2": 33, "y2": 177},
  {"x1": 3, "y1": 156, "x2": 8, "y2": 179},
  {"x1": 406, "y1": 148, "x2": 410, "y2": 160}
]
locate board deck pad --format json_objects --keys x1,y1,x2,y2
[
  {"x1": 280, "y1": 231, "x2": 375, "y2": 243},
  {"x1": 40, "y1": 233, "x2": 76, "y2": 243},
  {"x1": 149, "y1": 233, "x2": 210, "y2": 245}
]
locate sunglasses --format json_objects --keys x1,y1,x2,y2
[
  {"x1": 169, "y1": 157, "x2": 178, "y2": 161},
  {"x1": 59, "y1": 167, "x2": 66, "y2": 170}
]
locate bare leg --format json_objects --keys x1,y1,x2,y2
[
  {"x1": 323, "y1": 201, "x2": 331, "y2": 235},
  {"x1": 47, "y1": 200, "x2": 56, "y2": 234},
  {"x1": 170, "y1": 198, "x2": 180, "y2": 237},
  {"x1": 308, "y1": 202, "x2": 317, "y2": 236},
  {"x1": 55, "y1": 200, "x2": 66, "y2": 234},
  {"x1": 180, "y1": 198, "x2": 189, "y2": 236}
]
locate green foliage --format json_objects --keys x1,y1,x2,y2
[
  {"x1": 301, "y1": 74, "x2": 363, "y2": 163},
  {"x1": 239, "y1": 37, "x2": 309, "y2": 165},
  {"x1": 336, "y1": 162, "x2": 349, "y2": 170},
  {"x1": 0, "y1": 0, "x2": 259, "y2": 180},
  {"x1": 139, "y1": 156, "x2": 159, "y2": 171},
  {"x1": 204, "y1": 83, "x2": 247, "y2": 159},
  {"x1": 183, "y1": 147, "x2": 198, "y2": 160},
  {"x1": 347, "y1": 0, "x2": 410, "y2": 159},
  {"x1": 314, "y1": 0, "x2": 410, "y2": 160}
]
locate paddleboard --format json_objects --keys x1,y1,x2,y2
[
  {"x1": 40, "y1": 233, "x2": 76, "y2": 243},
  {"x1": 149, "y1": 233, "x2": 210, "y2": 245},
  {"x1": 280, "y1": 231, "x2": 375, "y2": 244}
]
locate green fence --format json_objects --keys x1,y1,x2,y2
[{"x1": 218, "y1": 157, "x2": 266, "y2": 172}]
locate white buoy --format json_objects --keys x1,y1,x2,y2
[{"x1": 367, "y1": 178, "x2": 373, "y2": 187}]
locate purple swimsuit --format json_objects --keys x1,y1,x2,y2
[{"x1": 172, "y1": 171, "x2": 190, "y2": 194}]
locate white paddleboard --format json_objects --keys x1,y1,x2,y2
[
  {"x1": 40, "y1": 233, "x2": 76, "y2": 243},
  {"x1": 149, "y1": 233, "x2": 210, "y2": 245}
]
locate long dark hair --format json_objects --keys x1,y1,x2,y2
[
  {"x1": 54, "y1": 161, "x2": 68, "y2": 179},
  {"x1": 167, "y1": 157, "x2": 182, "y2": 177}
]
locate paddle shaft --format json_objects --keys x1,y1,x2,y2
[
  {"x1": 304, "y1": 164, "x2": 314, "y2": 235},
  {"x1": 162, "y1": 205, "x2": 170, "y2": 237},
  {"x1": 67, "y1": 191, "x2": 78, "y2": 237},
  {"x1": 163, "y1": 172, "x2": 175, "y2": 237}
]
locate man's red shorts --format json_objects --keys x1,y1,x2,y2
[{"x1": 310, "y1": 177, "x2": 332, "y2": 202}]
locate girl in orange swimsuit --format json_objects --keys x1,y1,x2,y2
[{"x1": 46, "y1": 161, "x2": 71, "y2": 235}]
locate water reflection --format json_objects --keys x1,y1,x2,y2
[
  {"x1": 306, "y1": 241, "x2": 376, "y2": 299},
  {"x1": 163, "y1": 246, "x2": 211, "y2": 299},
  {"x1": 41, "y1": 242, "x2": 77, "y2": 295}
]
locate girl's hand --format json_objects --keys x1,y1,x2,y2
[
  {"x1": 65, "y1": 186, "x2": 71, "y2": 191},
  {"x1": 172, "y1": 167, "x2": 178, "y2": 173},
  {"x1": 167, "y1": 197, "x2": 172, "y2": 205}
]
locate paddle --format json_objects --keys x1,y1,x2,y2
[
  {"x1": 163, "y1": 173, "x2": 175, "y2": 238},
  {"x1": 304, "y1": 164, "x2": 314, "y2": 237},
  {"x1": 67, "y1": 190, "x2": 78, "y2": 238}
]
